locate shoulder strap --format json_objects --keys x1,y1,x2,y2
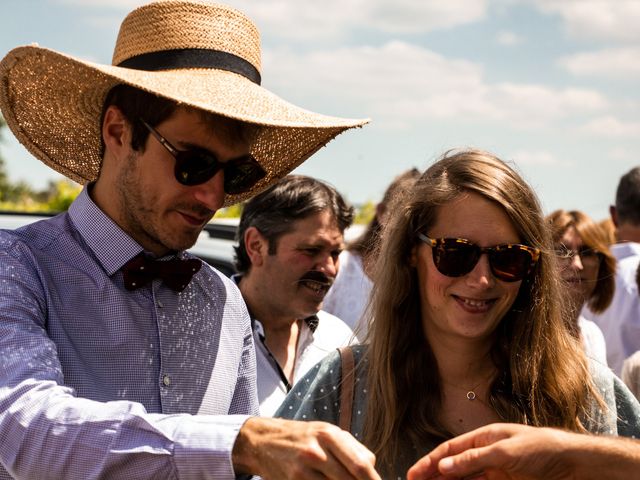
[{"x1": 338, "y1": 346, "x2": 355, "y2": 431}]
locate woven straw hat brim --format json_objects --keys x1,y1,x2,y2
[{"x1": 0, "y1": 45, "x2": 369, "y2": 206}]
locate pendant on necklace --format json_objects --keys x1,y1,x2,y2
[{"x1": 466, "y1": 391, "x2": 476, "y2": 400}]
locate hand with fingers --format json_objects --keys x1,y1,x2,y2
[
  {"x1": 233, "y1": 417, "x2": 382, "y2": 480},
  {"x1": 406, "y1": 423, "x2": 640, "y2": 480}
]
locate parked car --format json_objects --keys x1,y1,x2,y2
[{"x1": 191, "y1": 218, "x2": 238, "y2": 276}]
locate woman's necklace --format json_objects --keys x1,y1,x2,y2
[{"x1": 442, "y1": 370, "x2": 496, "y2": 401}]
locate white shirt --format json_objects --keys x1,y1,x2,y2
[
  {"x1": 579, "y1": 315, "x2": 608, "y2": 367},
  {"x1": 582, "y1": 242, "x2": 640, "y2": 375},
  {"x1": 322, "y1": 250, "x2": 373, "y2": 337},
  {"x1": 253, "y1": 310, "x2": 355, "y2": 416}
]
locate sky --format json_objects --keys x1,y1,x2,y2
[{"x1": 0, "y1": 0, "x2": 639, "y2": 221}]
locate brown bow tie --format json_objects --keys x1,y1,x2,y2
[{"x1": 121, "y1": 252, "x2": 202, "y2": 292}]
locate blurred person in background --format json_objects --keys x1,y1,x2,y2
[
  {"x1": 583, "y1": 167, "x2": 640, "y2": 375},
  {"x1": 619, "y1": 262, "x2": 640, "y2": 399},
  {"x1": 547, "y1": 209, "x2": 615, "y2": 366},
  {"x1": 322, "y1": 168, "x2": 420, "y2": 336},
  {"x1": 598, "y1": 217, "x2": 617, "y2": 246}
]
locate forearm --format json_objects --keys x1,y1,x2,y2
[
  {"x1": 1, "y1": 385, "x2": 174, "y2": 479},
  {"x1": 0, "y1": 319, "x2": 247, "y2": 479},
  {"x1": 1, "y1": 380, "x2": 251, "y2": 479},
  {"x1": 569, "y1": 433, "x2": 640, "y2": 480},
  {"x1": 407, "y1": 424, "x2": 640, "y2": 480}
]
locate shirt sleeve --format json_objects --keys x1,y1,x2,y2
[{"x1": 0, "y1": 245, "x2": 250, "y2": 480}]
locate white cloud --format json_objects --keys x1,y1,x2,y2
[
  {"x1": 609, "y1": 147, "x2": 635, "y2": 161},
  {"x1": 52, "y1": 0, "x2": 143, "y2": 8},
  {"x1": 559, "y1": 47, "x2": 640, "y2": 79},
  {"x1": 227, "y1": 0, "x2": 489, "y2": 41},
  {"x1": 531, "y1": 0, "x2": 640, "y2": 42},
  {"x1": 51, "y1": 0, "x2": 490, "y2": 42},
  {"x1": 495, "y1": 31, "x2": 523, "y2": 46},
  {"x1": 491, "y1": 83, "x2": 608, "y2": 125},
  {"x1": 509, "y1": 150, "x2": 564, "y2": 166},
  {"x1": 578, "y1": 116, "x2": 640, "y2": 137},
  {"x1": 363, "y1": 0, "x2": 489, "y2": 34},
  {"x1": 264, "y1": 41, "x2": 609, "y2": 128}
]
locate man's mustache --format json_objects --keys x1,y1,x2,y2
[{"x1": 298, "y1": 270, "x2": 334, "y2": 287}]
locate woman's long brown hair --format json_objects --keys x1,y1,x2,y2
[{"x1": 362, "y1": 149, "x2": 605, "y2": 474}]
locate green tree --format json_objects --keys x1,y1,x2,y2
[
  {"x1": 214, "y1": 203, "x2": 244, "y2": 218},
  {"x1": 354, "y1": 200, "x2": 375, "y2": 225},
  {"x1": 0, "y1": 115, "x2": 80, "y2": 211},
  {"x1": 42, "y1": 179, "x2": 82, "y2": 211},
  {"x1": 0, "y1": 115, "x2": 37, "y2": 205},
  {"x1": 0, "y1": 115, "x2": 10, "y2": 199}
]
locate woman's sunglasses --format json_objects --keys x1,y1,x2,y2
[
  {"x1": 417, "y1": 233, "x2": 540, "y2": 282},
  {"x1": 141, "y1": 119, "x2": 266, "y2": 194}
]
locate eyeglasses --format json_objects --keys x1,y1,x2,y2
[
  {"x1": 140, "y1": 119, "x2": 266, "y2": 194},
  {"x1": 417, "y1": 233, "x2": 540, "y2": 282},
  {"x1": 555, "y1": 245, "x2": 601, "y2": 266}
]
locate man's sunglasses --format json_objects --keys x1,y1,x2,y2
[
  {"x1": 141, "y1": 119, "x2": 266, "y2": 194},
  {"x1": 417, "y1": 233, "x2": 540, "y2": 282}
]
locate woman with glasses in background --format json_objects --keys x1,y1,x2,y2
[
  {"x1": 547, "y1": 210, "x2": 615, "y2": 367},
  {"x1": 276, "y1": 149, "x2": 640, "y2": 478}
]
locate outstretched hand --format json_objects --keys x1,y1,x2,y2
[
  {"x1": 406, "y1": 423, "x2": 581, "y2": 480},
  {"x1": 233, "y1": 417, "x2": 381, "y2": 480}
]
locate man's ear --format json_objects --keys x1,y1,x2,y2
[
  {"x1": 610, "y1": 205, "x2": 619, "y2": 227},
  {"x1": 244, "y1": 226, "x2": 269, "y2": 267},
  {"x1": 102, "y1": 105, "x2": 130, "y2": 156}
]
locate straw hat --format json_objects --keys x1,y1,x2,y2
[{"x1": 0, "y1": 0, "x2": 369, "y2": 205}]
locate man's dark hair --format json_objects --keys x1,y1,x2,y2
[
  {"x1": 234, "y1": 175, "x2": 354, "y2": 273},
  {"x1": 615, "y1": 166, "x2": 640, "y2": 225},
  {"x1": 100, "y1": 84, "x2": 259, "y2": 157}
]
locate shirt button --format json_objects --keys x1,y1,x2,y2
[
  {"x1": 162, "y1": 374, "x2": 171, "y2": 387},
  {"x1": 157, "y1": 300, "x2": 164, "y2": 308}
]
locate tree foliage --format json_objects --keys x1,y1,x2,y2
[
  {"x1": 0, "y1": 114, "x2": 81, "y2": 211},
  {"x1": 354, "y1": 200, "x2": 375, "y2": 224},
  {"x1": 214, "y1": 203, "x2": 244, "y2": 218}
]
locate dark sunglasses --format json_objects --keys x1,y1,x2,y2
[
  {"x1": 417, "y1": 233, "x2": 540, "y2": 282},
  {"x1": 141, "y1": 119, "x2": 266, "y2": 194}
]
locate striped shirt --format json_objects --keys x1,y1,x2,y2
[{"x1": 0, "y1": 187, "x2": 258, "y2": 479}]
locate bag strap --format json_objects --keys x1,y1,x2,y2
[{"x1": 338, "y1": 346, "x2": 355, "y2": 431}]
